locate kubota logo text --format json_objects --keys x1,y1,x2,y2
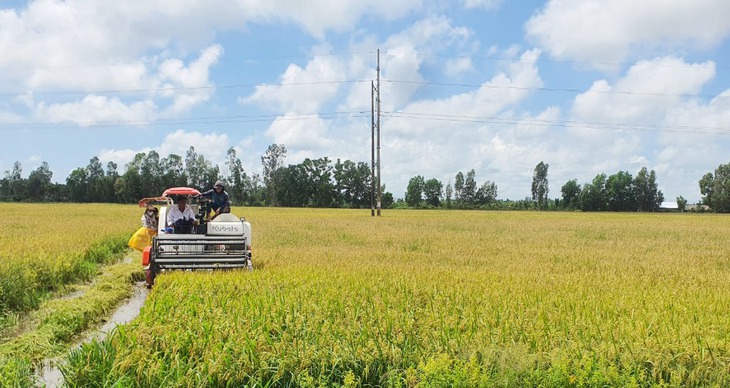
[{"x1": 211, "y1": 224, "x2": 239, "y2": 232}]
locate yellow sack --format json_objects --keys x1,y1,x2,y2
[{"x1": 128, "y1": 227, "x2": 152, "y2": 252}]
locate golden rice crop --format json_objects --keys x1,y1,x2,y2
[
  {"x1": 0, "y1": 203, "x2": 140, "y2": 316},
  {"x1": 64, "y1": 209, "x2": 730, "y2": 387},
  {"x1": 0, "y1": 203, "x2": 144, "y2": 386}
]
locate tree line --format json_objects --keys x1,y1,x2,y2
[
  {"x1": 0, "y1": 144, "x2": 392, "y2": 209},
  {"x1": 404, "y1": 169, "x2": 497, "y2": 209},
  {"x1": 2, "y1": 145, "x2": 730, "y2": 212},
  {"x1": 556, "y1": 166, "x2": 664, "y2": 212},
  {"x1": 399, "y1": 161, "x2": 726, "y2": 213}
]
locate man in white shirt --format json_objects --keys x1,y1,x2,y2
[{"x1": 167, "y1": 195, "x2": 197, "y2": 231}]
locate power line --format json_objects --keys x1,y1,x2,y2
[
  {"x1": 0, "y1": 111, "x2": 369, "y2": 130},
  {"x1": 1, "y1": 77, "x2": 722, "y2": 101},
  {"x1": 385, "y1": 80, "x2": 729, "y2": 100},
  {"x1": 384, "y1": 111, "x2": 730, "y2": 135},
  {"x1": 0, "y1": 80, "x2": 369, "y2": 97},
  {"x1": 3, "y1": 49, "x2": 723, "y2": 71},
  {"x1": 0, "y1": 51, "x2": 375, "y2": 70},
  {"x1": 382, "y1": 50, "x2": 730, "y2": 71},
  {"x1": 1, "y1": 109, "x2": 726, "y2": 137}
]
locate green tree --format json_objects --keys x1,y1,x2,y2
[
  {"x1": 633, "y1": 167, "x2": 663, "y2": 212},
  {"x1": 225, "y1": 147, "x2": 249, "y2": 205},
  {"x1": 475, "y1": 181, "x2": 497, "y2": 206},
  {"x1": 444, "y1": 182, "x2": 452, "y2": 209},
  {"x1": 579, "y1": 174, "x2": 607, "y2": 211},
  {"x1": 104, "y1": 161, "x2": 121, "y2": 203},
  {"x1": 423, "y1": 178, "x2": 443, "y2": 207},
  {"x1": 462, "y1": 169, "x2": 477, "y2": 207},
  {"x1": 454, "y1": 172, "x2": 464, "y2": 207},
  {"x1": 1, "y1": 162, "x2": 25, "y2": 201},
  {"x1": 272, "y1": 165, "x2": 300, "y2": 207},
  {"x1": 351, "y1": 162, "x2": 373, "y2": 208},
  {"x1": 185, "y1": 147, "x2": 201, "y2": 188},
  {"x1": 303, "y1": 157, "x2": 336, "y2": 207},
  {"x1": 273, "y1": 157, "x2": 336, "y2": 208},
  {"x1": 184, "y1": 147, "x2": 220, "y2": 190},
  {"x1": 66, "y1": 168, "x2": 89, "y2": 202},
  {"x1": 115, "y1": 153, "x2": 146, "y2": 203},
  {"x1": 699, "y1": 172, "x2": 715, "y2": 208},
  {"x1": 381, "y1": 190, "x2": 394, "y2": 209},
  {"x1": 261, "y1": 144, "x2": 287, "y2": 206},
  {"x1": 676, "y1": 196, "x2": 687, "y2": 212},
  {"x1": 334, "y1": 159, "x2": 372, "y2": 208},
  {"x1": 405, "y1": 175, "x2": 425, "y2": 207},
  {"x1": 700, "y1": 163, "x2": 730, "y2": 212},
  {"x1": 606, "y1": 171, "x2": 635, "y2": 211},
  {"x1": 248, "y1": 173, "x2": 265, "y2": 206},
  {"x1": 140, "y1": 151, "x2": 163, "y2": 196},
  {"x1": 85, "y1": 157, "x2": 105, "y2": 202},
  {"x1": 561, "y1": 179, "x2": 581, "y2": 210},
  {"x1": 160, "y1": 154, "x2": 186, "y2": 190},
  {"x1": 27, "y1": 162, "x2": 53, "y2": 202},
  {"x1": 531, "y1": 161, "x2": 549, "y2": 210}
]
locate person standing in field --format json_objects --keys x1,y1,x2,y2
[
  {"x1": 142, "y1": 202, "x2": 159, "y2": 234},
  {"x1": 199, "y1": 180, "x2": 232, "y2": 220},
  {"x1": 129, "y1": 202, "x2": 159, "y2": 251}
]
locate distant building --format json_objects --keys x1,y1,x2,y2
[
  {"x1": 659, "y1": 201, "x2": 679, "y2": 212},
  {"x1": 686, "y1": 204, "x2": 710, "y2": 212}
]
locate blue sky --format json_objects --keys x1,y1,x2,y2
[{"x1": 1, "y1": 0, "x2": 729, "y2": 202}]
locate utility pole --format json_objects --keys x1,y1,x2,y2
[
  {"x1": 376, "y1": 49, "x2": 382, "y2": 216},
  {"x1": 370, "y1": 80, "x2": 375, "y2": 217}
]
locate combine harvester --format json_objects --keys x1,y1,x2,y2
[{"x1": 139, "y1": 187, "x2": 252, "y2": 288}]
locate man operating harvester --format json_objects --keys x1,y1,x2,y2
[
  {"x1": 199, "y1": 180, "x2": 232, "y2": 220},
  {"x1": 166, "y1": 195, "x2": 197, "y2": 233}
]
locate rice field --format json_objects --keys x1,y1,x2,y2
[
  {"x1": 0, "y1": 203, "x2": 139, "y2": 319},
  {"x1": 0, "y1": 203, "x2": 141, "y2": 387},
  {"x1": 60, "y1": 208, "x2": 730, "y2": 387}
]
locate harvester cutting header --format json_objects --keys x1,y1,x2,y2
[{"x1": 137, "y1": 186, "x2": 252, "y2": 288}]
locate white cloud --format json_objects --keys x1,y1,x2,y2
[
  {"x1": 381, "y1": 16, "x2": 473, "y2": 108},
  {"x1": 372, "y1": 51, "x2": 728, "y2": 202},
  {"x1": 24, "y1": 155, "x2": 42, "y2": 172},
  {"x1": 557, "y1": 57, "x2": 729, "y2": 202},
  {"x1": 444, "y1": 57, "x2": 474, "y2": 77},
  {"x1": 242, "y1": 56, "x2": 346, "y2": 113},
  {"x1": 463, "y1": 0, "x2": 503, "y2": 11},
  {"x1": 525, "y1": 0, "x2": 730, "y2": 64},
  {"x1": 242, "y1": 15, "x2": 474, "y2": 115},
  {"x1": 158, "y1": 130, "x2": 230, "y2": 165},
  {"x1": 1, "y1": 0, "x2": 414, "y2": 126},
  {"x1": 377, "y1": 49, "x2": 545, "y2": 197},
  {"x1": 157, "y1": 45, "x2": 222, "y2": 116},
  {"x1": 265, "y1": 114, "x2": 335, "y2": 151},
  {"x1": 245, "y1": 0, "x2": 422, "y2": 39},
  {"x1": 30, "y1": 44, "x2": 221, "y2": 125},
  {"x1": 35, "y1": 96, "x2": 157, "y2": 126},
  {"x1": 0, "y1": 110, "x2": 23, "y2": 123},
  {"x1": 0, "y1": 0, "x2": 421, "y2": 84},
  {"x1": 572, "y1": 57, "x2": 716, "y2": 123},
  {"x1": 3, "y1": 1, "x2": 727, "y2": 205},
  {"x1": 398, "y1": 49, "x2": 543, "y2": 120},
  {"x1": 97, "y1": 130, "x2": 231, "y2": 172},
  {"x1": 629, "y1": 155, "x2": 650, "y2": 165},
  {"x1": 98, "y1": 148, "x2": 151, "y2": 169},
  {"x1": 234, "y1": 136, "x2": 262, "y2": 174}
]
